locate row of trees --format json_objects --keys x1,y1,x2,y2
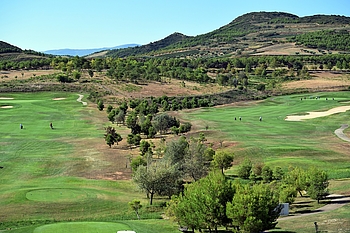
[
  {"x1": 164, "y1": 162, "x2": 329, "y2": 232},
  {"x1": 237, "y1": 158, "x2": 329, "y2": 204},
  {"x1": 3, "y1": 53, "x2": 350, "y2": 78},
  {"x1": 166, "y1": 171, "x2": 280, "y2": 233}
]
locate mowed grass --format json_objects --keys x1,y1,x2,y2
[
  {"x1": 183, "y1": 92, "x2": 350, "y2": 179},
  {"x1": 0, "y1": 92, "x2": 178, "y2": 233}
]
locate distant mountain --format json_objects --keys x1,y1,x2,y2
[{"x1": 44, "y1": 44, "x2": 139, "y2": 56}]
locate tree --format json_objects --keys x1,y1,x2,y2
[
  {"x1": 164, "y1": 136, "x2": 189, "y2": 166},
  {"x1": 140, "y1": 117, "x2": 152, "y2": 137},
  {"x1": 104, "y1": 126, "x2": 122, "y2": 148},
  {"x1": 283, "y1": 167, "x2": 307, "y2": 197},
  {"x1": 212, "y1": 151, "x2": 234, "y2": 174},
  {"x1": 167, "y1": 171, "x2": 235, "y2": 232},
  {"x1": 139, "y1": 140, "x2": 152, "y2": 156},
  {"x1": 130, "y1": 156, "x2": 147, "y2": 172},
  {"x1": 133, "y1": 161, "x2": 181, "y2": 205},
  {"x1": 237, "y1": 158, "x2": 252, "y2": 179},
  {"x1": 106, "y1": 105, "x2": 113, "y2": 114},
  {"x1": 183, "y1": 137, "x2": 212, "y2": 181},
  {"x1": 126, "y1": 111, "x2": 141, "y2": 134},
  {"x1": 179, "y1": 122, "x2": 192, "y2": 133},
  {"x1": 152, "y1": 113, "x2": 179, "y2": 134},
  {"x1": 262, "y1": 165, "x2": 273, "y2": 183},
  {"x1": 148, "y1": 126, "x2": 157, "y2": 138},
  {"x1": 115, "y1": 109, "x2": 126, "y2": 125},
  {"x1": 72, "y1": 70, "x2": 81, "y2": 80},
  {"x1": 88, "y1": 69, "x2": 94, "y2": 78},
  {"x1": 128, "y1": 199, "x2": 142, "y2": 220},
  {"x1": 107, "y1": 110, "x2": 116, "y2": 123},
  {"x1": 226, "y1": 183, "x2": 280, "y2": 233},
  {"x1": 97, "y1": 99, "x2": 104, "y2": 111},
  {"x1": 305, "y1": 167, "x2": 329, "y2": 203},
  {"x1": 273, "y1": 166, "x2": 284, "y2": 181},
  {"x1": 127, "y1": 134, "x2": 141, "y2": 148},
  {"x1": 279, "y1": 184, "x2": 297, "y2": 204}
]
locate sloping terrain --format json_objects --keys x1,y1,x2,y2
[{"x1": 104, "y1": 12, "x2": 350, "y2": 58}]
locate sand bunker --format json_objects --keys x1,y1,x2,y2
[
  {"x1": 1, "y1": 106, "x2": 13, "y2": 109},
  {"x1": 0, "y1": 97, "x2": 14, "y2": 100},
  {"x1": 53, "y1": 98, "x2": 66, "y2": 100},
  {"x1": 285, "y1": 106, "x2": 350, "y2": 121}
]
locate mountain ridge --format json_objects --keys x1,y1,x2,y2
[
  {"x1": 106, "y1": 11, "x2": 350, "y2": 58},
  {"x1": 43, "y1": 44, "x2": 139, "y2": 56},
  {"x1": 2, "y1": 11, "x2": 350, "y2": 59}
]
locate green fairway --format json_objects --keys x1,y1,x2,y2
[
  {"x1": 0, "y1": 92, "x2": 178, "y2": 232},
  {"x1": 183, "y1": 92, "x2": 350, "y2": 179},
  {"x1": 33, "y1": 222, "x2": 132, "y2": 233}
]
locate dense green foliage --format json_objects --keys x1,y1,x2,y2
[
  {"x1": 107, "y1": 32, "x2": 190, "y2": 57},
  {"x1": 289, "y1": 29, "x2": 350, "y2": 51},
  {"x1": 0, "y1": 41, "x2": 22, "y2": 53},
  {"x1": 226, "y1": 183, "x2": 280, "y2": 233}
]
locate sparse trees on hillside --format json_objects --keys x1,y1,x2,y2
[{"x1": 104, "y1": 126, "x2": 122, "y2": 148}]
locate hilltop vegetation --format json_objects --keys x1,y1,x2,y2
[
  {"x1": 0, "y1": 41, "x2": 22, "y2": 53},
  {"x1": 289, "y1": 29, "x2": 350, "y2": 51},
  {"x1": 104, "y1": 12, "x2": 350, "y2": 58}
]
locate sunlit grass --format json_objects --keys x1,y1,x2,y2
[{"x1": 183, "y1": 92, "x2": 350, "y2": 179}]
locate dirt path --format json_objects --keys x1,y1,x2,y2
[
  {"x1": 77, "y1": 94, "x2": 87, "y2": 105},
  {"x1": 334, "y1": 124, "x2": 350, "y2": 142},
  {"x1": 279, "y1": 194, "x2": 350, "y2": 221}
]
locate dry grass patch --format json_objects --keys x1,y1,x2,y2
[
  {"x1": 0, "y1": 69, "x2": 58, "y2": 80},
  {"x1": 283, "y1": 72, "x2": 350, "y2": 90},
  {"x1": 110, "y1": 80, "x2": 228, "y2": 99}
]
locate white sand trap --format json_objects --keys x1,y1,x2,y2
[
  {"x1": 53, "y1": 98, "x2": 66, "y2": 100},
  {"x1": 0, "y1": 97, "x2": 14, "y2": 100},
  {"x1": 286, "y1": 106, "x2": 350, "y2": 121},
  {"x1": 1, "y1": 106, "x2": 13, "y2": 109}
]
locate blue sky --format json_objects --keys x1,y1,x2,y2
[{"x1": 1, "y1": 0, "x2": 349, "y2": 51}]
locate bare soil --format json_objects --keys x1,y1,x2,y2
[
  {"x1": 283, "y1": 72, "x2": 350, "y2": 90},
  {"x1": 0, "y1": 69, "x2": 57, "y2": 80}
]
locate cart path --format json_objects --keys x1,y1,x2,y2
[
  {"x1": 334, "y1": 124, "x2": 350, "y2": 142},
  {"x1": 279, "y1": 194, "x2": 350, "y2": 221},
  {"x1": 77, "y1": 94, "x2": 87, "y2": 105}
]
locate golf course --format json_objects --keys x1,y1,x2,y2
[
  {"x1": 1, "y1": 90, "x2": 350, "y2": 232},
  {"x1": 0, "y1": 92, "x2": 178, "y2": 233},
  {"x1": 182, "y1": 92, "x2": 350, "y2": 179}
]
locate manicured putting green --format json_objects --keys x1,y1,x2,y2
[
  {"x1": 33, "y1": 222, "x2": 132, "y2": 233},
  {"x1": 26, "y1": 188, "x2": 90, "y2": 202}
]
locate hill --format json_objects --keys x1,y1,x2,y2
[
  {"x1": 0, "y1": 41, "x2": 22, "y2": 54},
  {"x1": 0, "y1": 41, "x2": 52, "y2": 64},
  {"x1": 106, "y1": 32, "x2": 191, "y2": 57},
  {"x1": 105, "y1": 12, "x2": 350, "y2": 58}
]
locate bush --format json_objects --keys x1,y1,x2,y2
[{"x1": 56, "y1": 73, "x2": 73, "y2": 83}]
